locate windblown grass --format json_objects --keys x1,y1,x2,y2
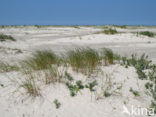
[
  {"x1": 0, "y1": 34, "x2": 16, "y2": 41},
  {"x1": 139, "y1": 31, "x2": 154, "y2": 37},
  {"x1": 23, "y1": 50, "x2": 59, "y2": 70},
  {"x1": 67, "y1": 48, "x2": 101, "y2": 75},
  {"x1": 43, "y1": 65, "x2": 64, "y2": 84}
]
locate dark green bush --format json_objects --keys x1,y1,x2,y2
[
  {"x1": 139, "y1": 31, "x2": 154, "y2": 37},
  {"x1": 0, "y1": 34, "x2": 16, "y2": 41}
]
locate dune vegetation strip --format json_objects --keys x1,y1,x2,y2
[
  {"x1": 138, "y1": 31, "x2": 155, "y2": 37},
  {"x1": 1, "y1": 47, "x2": 155, "y2": 113},
  {"x1": 0, "y1": 33, "x2": 16, "y2": 41}
]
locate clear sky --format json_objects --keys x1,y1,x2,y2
[{"x1": 0, "y1": 0, "x2": 156, "y2": 25}]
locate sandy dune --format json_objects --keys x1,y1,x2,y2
[{"x1": 0, "y1": 26, "x2": 156, "y2": 117}]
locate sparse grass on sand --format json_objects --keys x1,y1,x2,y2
[
  {"x1": 103, "y1": 28, "x2": 118, "y2": 34},
  {"x1": 19, "y1": 70, "x2": 41, "y2": 97},
  {"x1": 0, "y1": 34, "x2": 16, "y2": 41},
  {"x1": 22, "y1": 50, "x2": 59, "y2": 70},
  {"x1": 0, "y1": 62, "x2": 19, "y2": 73},
  {"x1": 138, "y1": 31, "x2": 155, "y2": 37},
  {"x1": 7, "y1": 48, "x2": 156, "y2": 112}
]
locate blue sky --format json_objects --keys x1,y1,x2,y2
[{"x1": 0, "y1": 0, "x2": 156, "y2": 25}]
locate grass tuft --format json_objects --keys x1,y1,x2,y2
[
  {"x1": 23, "y1": 50, "x2": 59, "y2": 70},
  {"x1": 67, "y1": 48, "x2": 101, "y2": 75}
]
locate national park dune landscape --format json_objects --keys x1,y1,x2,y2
[{"x1": 0, "y1": 25, "x2": 156, "y2": 117}]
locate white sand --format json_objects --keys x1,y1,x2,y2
[{"x1": 0, "y1": 26, "x2": 156, "y2": 117}]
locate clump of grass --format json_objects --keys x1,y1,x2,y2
[
  {"x1": 23, "y1": 50, "x2": 59, "y2": 70},
  {"x1": 101, "y1": 49, "x2": 120, "y2": 65},
  {"x1": 0, "y1": 62, "x2": 19, "y2": 73},
  {"x1": 67, "y1": 48, "x2": 101, "y2": 75},
  {"x1": 0, "y1": 34, "x2": 16, "y2": 41},
  {"x1": 43, "y1": 65, "x2": 61, "y2": 84},
  {"x1": 139, "y1": 31, "x2": 154, "y2": 37},
  {"x1": 129, "y1": 88, "x2": 140, "y2": 97},
  {"x1": 53, "y1": 99, "x2": 61, "y2": 109},
  {"x1": 103, "y1": 28, "x2": 118, "y2": 34}
]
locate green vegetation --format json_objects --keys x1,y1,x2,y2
[
  {"x1": 0, "y1": 62, "x2": 19, "y2": 73},
  {"x1": 121, "y1": 54, "x2": 151, "y2": 80},
  {"x1": 67, "y1": 48, "x2": 101, "y2": 75},
  {"x1": 65, "y1": 71, "x2": 73, "y2": 81},
  {"x1": 139, "y1": 31, "x2": 154, "y2": 37},
  {"x1": 53, "y1": 99, "x2": 61, "y2": 109},
  {"x1": 129, "y1": 88, "x2": 140, "y2": 97},
  {"x1": 0, "y1": 34, "x2": 16, "y2": 41},
  {"x1": 113, "y1": 25, "x2": 127, "y2": 29},
  {"x1": 85, "y1": 80, "x2": 97, "y2": 92},
  {"x1": 66, "y1": 80, "x2": 84, "y2": 97},
  {"x1": 120, "y1": 54, "x2": 155, "y2": 112},
  {"x1": 102, "y1": 49, "x2": 120, "y2": 65},
  {"x1": 103, "y1": 28, "x2": 118, "y2": 34},
  {"x1": 19, "y1": 71, "x2": 41, "y2": 97},
  {"x1": 43, "y1": 65, "x2": 62, "y2": 84},
  {"x1": 23, "y1": 50, "x2": 59, "y2": 70}
]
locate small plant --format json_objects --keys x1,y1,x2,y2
[
  {"x1": 0, "y1": 82, "x2": 4, "y2": 87},
  {"x1": 139, "y1": 31, "x2": 154, "y2": 37},
  {"x1": 53, "y1": 99, "x2": 61, "y2": 109},
  {"x1": 66, "y1": 80, "x2": 84, "y2": 97},
  {"x1": 121, "y1": 54, "x2": 151, "y2": 80},
  {"x1": 150, "y1": 101, "x2": 156, "y2": 114},
  {"x1": 103, "y1": 29, "x2": 118, "y2": 34},
  {"x1": 65, "y1": 71, "x2": 73, "y2": 81},
  {"x1": 85, "y1": 80, "x2": 97, "y2": 92},
  {"x1": 0, "y1": 34, "x2": 16, "y2": 41},
  {"x1": 23, "y1": 50, "x2": 59, "y2": 70},
  {"x1": 129, "y1": 88, "x2": 140, "y2": 97}
]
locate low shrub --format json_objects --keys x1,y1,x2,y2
[
  {"x1": 103, "y1": 29, "x2": 118, "y2": 34},
  {"x1": 139, "y1": 31, "x2": 154, "y2": 37},
  {"x1": 0, "y1": 34, "x2": 16, "y2": 41}
]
